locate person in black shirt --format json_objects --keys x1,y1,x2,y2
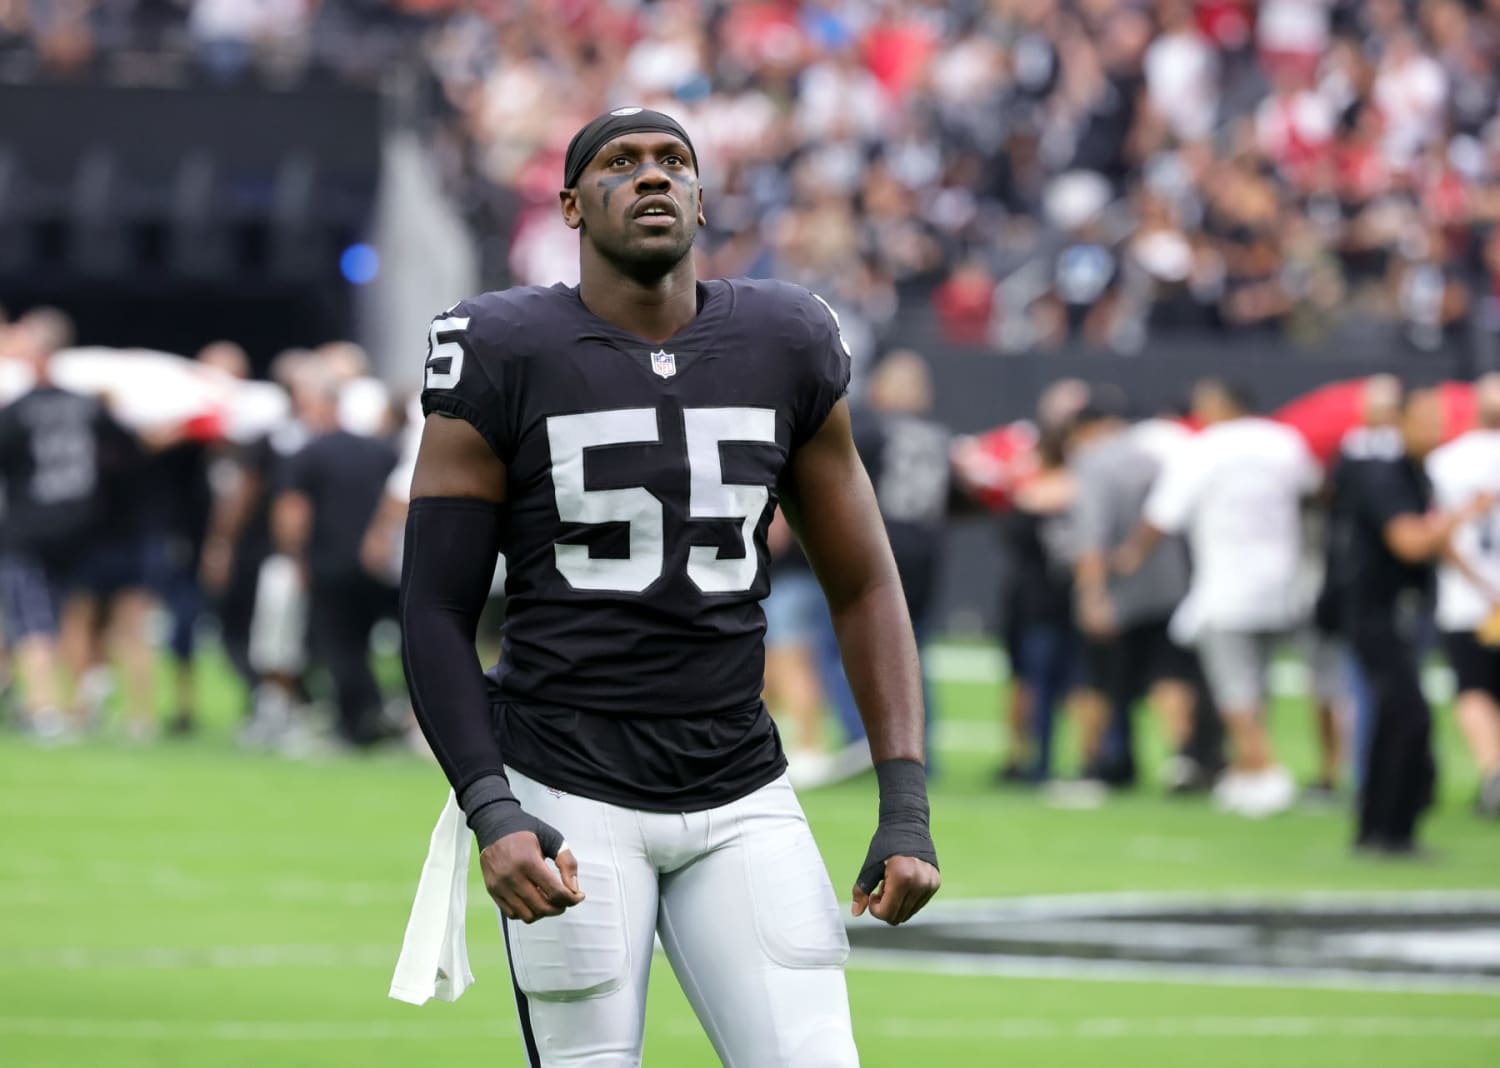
[
  {"x1": 996, "y1": 431, "x2": 1084, "y2": 784},
  {"x1": 202, "y1": 348, "x2": 314, "y2": 738},
  {"x1": 273, "y1": 376, "x2": 398, "y2": 748},
  {"x1": 62, "y1": 400, "x2": 162, "y2": 740},
  {"x1": 1333, "y1": 387, "x2": 1493, "y2": 855},
  {"x1": 397, "y1": 107, "x2": 937, "y2": 1065},
  {"x1": 850, "y1": 350, "x2": 954, "y2": 777},
  {"x1": 851, "y1": 352, "x2": 951, "y2": 642},
  {"x1": 0, "y1": 309, "x2": 114, "y2": 738}
]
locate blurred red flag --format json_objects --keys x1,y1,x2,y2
[
  {"x1": 952, "y1": 422, "x2": 1039, "y2": 512},
  {"x1": 1273, "y1": 378, "x2": 1477, "y2": 465}
]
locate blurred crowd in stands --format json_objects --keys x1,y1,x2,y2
[{"x1": 7, "y1": 0, "x2": 1499, "y2": 359}]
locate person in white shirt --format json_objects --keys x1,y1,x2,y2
[
  {"x1": 1427, "y1": 375, "x2": 1500, "y2": 817},
  {"x1": 1120, "y1": 380, "x2": 1322, "y2": 817}
]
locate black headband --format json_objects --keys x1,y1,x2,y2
[{"x1": 563, "y1": 106, "x2": 698, "y2": 189}]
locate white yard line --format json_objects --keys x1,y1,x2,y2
[
  {"x1": 846, "y1": 949, "x2": 1500, "y2": 996},
  {"x1": 0, "y1": 945, "x2": 400, "y2": 971},
  {"x1": 1, "y1": 1015, "x2": 1497, "y2": 1043},
  {"x1": 883, "y1": 889, "x2": 1500, "y2": 920}
]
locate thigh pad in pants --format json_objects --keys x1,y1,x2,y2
[
  {"x1": 737, "y1": 780, "x2": 850, "y2": 971},
  {"x1": 504, "y1": 856, "x2": 632, "y2": 1003},
  {"x1": 499, "y1": 770, "x2": 640, "y2": 1004}
]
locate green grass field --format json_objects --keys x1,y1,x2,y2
[{"x1": 2, "y1": 647, "x2": 1498, "y2": 1067}]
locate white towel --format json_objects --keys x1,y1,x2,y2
[{"x1": 389, "y1": 791, "x2": 475, "y2": 1005}]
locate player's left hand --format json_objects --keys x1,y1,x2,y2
[{"x1": 852, "y1": 855, "x2": 941, "y2": 926}]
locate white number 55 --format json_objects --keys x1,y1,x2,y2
[{"x1": 546, "y1": 406, "x2": 778, "y2": 594}]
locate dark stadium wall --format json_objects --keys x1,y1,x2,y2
[
  {"x1": 922, "y1": 342, "x2": 1465, "y2": 434},
  {"x1": 0, "y1": 82, "x2": 382, "y2": 369}
]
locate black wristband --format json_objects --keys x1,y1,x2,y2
[
  {"x1": 855, "y1": 759, "x2": 939, "y2": 894},
  {"x1": 458, "y1": 773, "x2": 566, "y2": 856},
  {"x1": 875, "y1": 758, "x2": 932, "y2": 826}
]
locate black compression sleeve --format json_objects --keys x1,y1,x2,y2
[{"x1": 399, "y1": 497, "x2": 508, "y2": 799}]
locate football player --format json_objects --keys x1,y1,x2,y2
[{"x1": 400, "y1": 107, "x2": 940, "y2": 1065}]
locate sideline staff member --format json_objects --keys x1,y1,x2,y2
[{"x1": 1334, "y1": 387, "x2": 1493, "y2": 855}]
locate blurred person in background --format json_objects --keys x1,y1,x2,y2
[
  {"x1": 58, "y1": 377, "x2": 162, "y2": 743},
  {"x1": 1293, "y1": 505, "x2": 1352, "y2": 803},
  {"x1": 0, "y1": 309, "x2": 125, "y2": 740},
  {"x1": 951, "y1": 415, "x2": 1050, "y2": 782},
  {"x1": 1067, "y1": 392, "x2": 1204, "y2": 795},
  {"x1": 1426, "y1": 374, "x2": 1500, "y2": 817},
  {"x1": 1125, "y1": 380, "x2": 1321, "y2": 817},
  {"x1": 1319, "y1": 374, "x2": 1405, "y2": 788},
  {"x1": 967, "y1": 380, "x2": 1082, "y2": 782},
  {"x1": 272, "y1": 371, "x2": 399, "y2": 749},
  {"x1": 138, "y1": 350, "x2": 223, "y2": 736},
  {"x1": 362, "y1": 394, "x2": 506, "y2": 697},
  {"x1": 0, "y1": 306, "x2": 13, "y2": 723},
  {"x1": 197, "y1": 341, "x2": 263, "y2": 711},
  {"x1": 762, "y1": 510, "x2": 841, "y2": 788},
  {"x1": 361, "y1": 394, "x2": 426, "y2": 589},
  {"x1": 239, "y1": 349, "x2": 320, "y2": 746},
  {"x1": 851, "y1": 350, "x2": 953, "y2": 777},
  {"x1": 999, "y1": 425, "x2": 1087, "y2": 786},
  {"x1": 1332, "y1": 386, "x2": 1490, "y2": 856}
]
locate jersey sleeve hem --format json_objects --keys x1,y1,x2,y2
[
  {"x1": 422, "y1": 392, "x2": 510, "y2": 464},
  {"x1": 795, "y1": 385, "x2": 849, "y2": 449}
]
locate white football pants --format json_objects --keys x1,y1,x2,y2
[{"x1": 500, "y1": 767, "x2": 859, "y2": 1067}]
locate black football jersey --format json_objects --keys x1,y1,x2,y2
[
  {"x1": 421, "y1": 278, "x2": 850, "y2": 727},
  {"x1": 0, "y1": 386, "x2": 114, "y2": 562},
  {"x1": 1329, "y1": 429, "x2": 1433, "y2": 616}
]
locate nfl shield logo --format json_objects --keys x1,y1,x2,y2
[{"x1": 650, "y1": 349, "x2": 677, "y2": 379}]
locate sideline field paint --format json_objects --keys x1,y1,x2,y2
[{"x1": 846, "y1": 891, "x2": 1500, "y2": 993}]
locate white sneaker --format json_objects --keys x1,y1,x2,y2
[
  {"x1": 1221, "y1": 767, "x2": 1296, "y2": 818},
  {"x1": 826, "y1": 738, "x2": 873, "y2": 781},
  {"x1": 1250, "y1": 766, "x2": 1297, "y2": 817},
  {"x1": 786, "y1": 749, "x2": 837, "y2": 790},
  {"x1": 1045, "y1": 778, "x2": 1108, "y2": 810},
  {"x1": 26, "y1": 707, "x2": 73, "y2": 746},
  {"x1": 240, "y1": 685, "x2": 292, "y2": 750},
  {"x1": 1213, "y1": 772, "x2": 1253, "y2": 814}
]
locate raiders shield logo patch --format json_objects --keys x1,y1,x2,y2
[{"x1": 650, "y1": 349, "x2": 677, "y2": 379}]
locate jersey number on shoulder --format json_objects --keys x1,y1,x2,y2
[
  {"x1": 425, "y1": 316, "x2": 470, "y2": 391},
  {"x1": 546, "y1": 407, "x2": 777, "y2": 594}
]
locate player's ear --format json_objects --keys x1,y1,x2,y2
[
  {"x1": 559, "y1": 188, "x2": 583, "y2": 231},
  {"x1": 695, "y1": 186, "x2": 706, "y2": 229}
]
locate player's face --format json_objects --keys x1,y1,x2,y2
[{"x1": 561, "y1": 133, "x2": 705, "y2": 276}]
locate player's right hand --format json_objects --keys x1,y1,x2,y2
[{"x1": 480, "y1": 829, "x2": 585, "y2": 924}]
